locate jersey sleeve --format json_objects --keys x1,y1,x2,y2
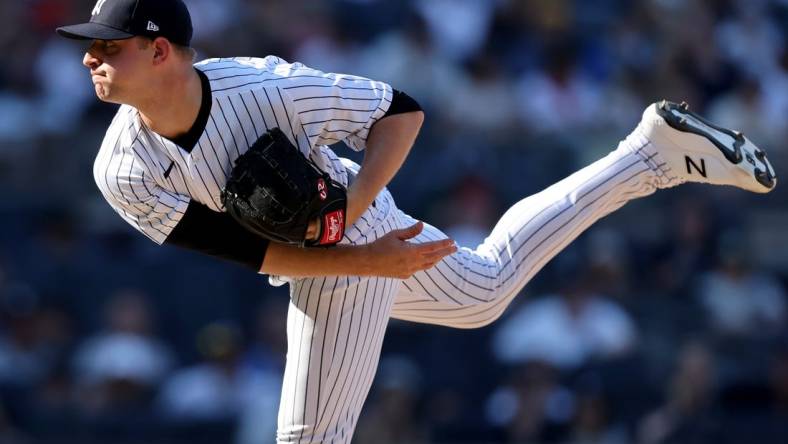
[
  {"x1": 95, "y1": 153, "x2": 271, "y2": 271},
  {"x1": 94, "y1": 156, "x2": 190, "y2": 245},
  {"x1": 275, "y1": 62, "x2": 394, "y2": 151}
]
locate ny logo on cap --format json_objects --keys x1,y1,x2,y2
[{"x1": 92, "y1": 0, "x2": 108, "y2": 16}]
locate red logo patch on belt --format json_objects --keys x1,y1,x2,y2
[
  {"x1": 317, "y1": 179, "x2": 327, "y2": 200},
  {"x1": 320, "y1": 210, "x2": 345, "y2": 244}
]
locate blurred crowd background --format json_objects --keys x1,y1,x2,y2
[{"x1": 1, "y1": 0, "x2": 788, "y2": 443}]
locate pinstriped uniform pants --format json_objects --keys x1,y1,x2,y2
[{"x1": 276, "y1": 133, "x2": 670, "y2": 443}]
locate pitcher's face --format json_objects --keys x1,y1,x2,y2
[{"x1": 82, "y1": 37, "x2": 154, "y2": 104}]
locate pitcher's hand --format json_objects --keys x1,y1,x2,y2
[
  {"x1": 362, "y1": 222, "x2": 457, "y2": 279},
  {"x1": 306, "y1": 218, "x2": 320, "y2": 241}
]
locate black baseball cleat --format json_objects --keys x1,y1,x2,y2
[{"x1": 637, "y1": 100, "x2": 777, "y2": 193}]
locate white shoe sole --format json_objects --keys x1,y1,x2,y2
[{"x1": 641, "y1": 100, "x2": 777, "y2": 193}]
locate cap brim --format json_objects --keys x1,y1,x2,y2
[{"x1": 56, "y1": 22, "x2": 135, "y2": 41}]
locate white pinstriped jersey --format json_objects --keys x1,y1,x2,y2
[
  {"x1": 93, "y1": 56, "x2": 393, "y2": 245},
  {"x1": 90, "y1": 52, "x2": 674, "y2": 444}
]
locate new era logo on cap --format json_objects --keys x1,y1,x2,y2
[{"x1": 147, "y1": 21, "x2": 159, "y2": 32}]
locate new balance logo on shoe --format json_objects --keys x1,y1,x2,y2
[
  {"x1": 685, "y1": 156, "x2": 707, "y2": 177},
  {"x1": 147, "y1": 21, "x2": 160, "y2": 32}
]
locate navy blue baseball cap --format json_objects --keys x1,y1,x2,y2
[{"x1": 56, "y1": 0, "x2": 193, "y2": 46}]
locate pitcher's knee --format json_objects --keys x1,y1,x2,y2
[
  {"x1": 441, "y1": 304, "x2": 509, "y2": 329},
  {"x1": 472, "y1": 306, "x2": 508, "y2": 328}
]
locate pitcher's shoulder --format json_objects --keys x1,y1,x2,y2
[
  {"x1": 195, "y1": 56, "x2": 293, "y2": 76},
  {"x1": 97, "y1": 105, "x2": 142, "y2": 153},
  {"x1": 195, "y1": 56, "x2": 318, "y2": 94}
]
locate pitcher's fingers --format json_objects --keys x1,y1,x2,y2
[
  {"x1": 415, "y1": 260, "x2": 440, "y2": 273},
  {"x1": 421, "y1": 245, "x2": 458, "y2": 262},
  {"x1": 413, "y1": 238, "x2": 455, "y2": 253},
  {"x1": 422, "y1": 251, "x2": 453, "y2": 269},
  {"x1": 417, "y1": 260, "x2": 441, "y2": 271},
  {"x1": 395, "y1": 221, "x2": 424, "y2": 241}
]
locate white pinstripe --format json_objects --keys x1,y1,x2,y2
[
  {"x1": 91, "y1": 55, "x2": 677, "y2": 443},
  {"x1": 275, "y1": 136, "x2": 673, "y2": 442},
  {"x1": 389, "y1": 135, "x2": 667, "y2": 328},
  {"x1": 93, "y1": 57, "x2": 392, "y2": 245}
]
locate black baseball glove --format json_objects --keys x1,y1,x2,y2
[{"x1": 220, "y1": 128, "x2": 347, "y2": 247}]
